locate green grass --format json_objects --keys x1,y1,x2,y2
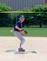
[
  {"x1": 24, "y1": 28, "x2": 47, "y2": 37},
  {"x1": 0, "y1": 27, "x2": 47, "y2": 36},
  {"x1": 0, "y1": 27, "x2": 12, "y2": 36}
]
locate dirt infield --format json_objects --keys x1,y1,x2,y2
[{"x1": 0, "y1": 37, "x2": 47, "y2": 61}]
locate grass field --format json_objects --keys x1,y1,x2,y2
[{"x1": 0, "y1": 27, "x2": 47, "y2": 36}]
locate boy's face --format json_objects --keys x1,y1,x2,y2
[{"x1": 19, "y1": 17, "x2": 25, "y2": 23}]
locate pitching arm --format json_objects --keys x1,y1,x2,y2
[{"x1": 15, "y1": 25, "x2": 23, "y2": 31}]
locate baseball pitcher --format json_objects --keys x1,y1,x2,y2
[{"x1": 13, "y1": 15, "x2": 27, "y2": 52}]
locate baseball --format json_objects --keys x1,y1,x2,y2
[{"x1": 10, "y1": 30, "x2": 13, "y2": 32}]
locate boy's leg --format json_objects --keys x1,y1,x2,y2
[
  {"x1": 19, "y1": 36, "x2": 25, "y2": 52},
  {"x1": 14, "y1": 31, "x2": 25, "y2": 52}
]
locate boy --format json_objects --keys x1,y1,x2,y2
[{"x1": 14, "y1": 15, "x2": 26, "y2": 52}]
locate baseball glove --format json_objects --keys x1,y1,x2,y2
[{"x1": 20, "y1": 30, "x2": 28, "y2": 36}]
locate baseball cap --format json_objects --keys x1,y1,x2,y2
[{"x1": 18, "y1": 15, "x2": 25, "y2": 18}]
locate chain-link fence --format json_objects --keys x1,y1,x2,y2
[{"x1": 0, "y1": 11, "x2": 47, "y2": 28}]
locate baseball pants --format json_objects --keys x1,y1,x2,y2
[{"x1": 14, "y1": 31, "x2": 25, "y2": 45}]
